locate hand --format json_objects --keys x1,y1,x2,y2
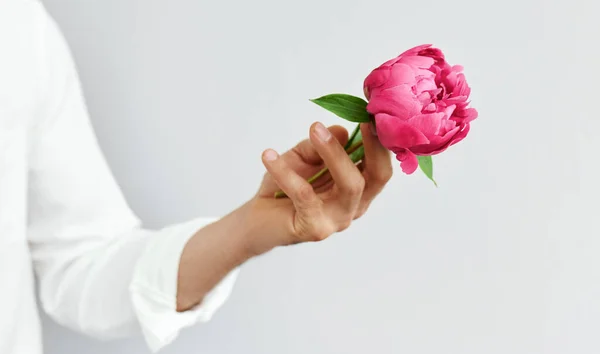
[
  {"x1": 247, "y1": 121, "x2": 393, "y2": 254},
  {"x1": 176, "y1": 122, "x2": 392, "y2": 311}
]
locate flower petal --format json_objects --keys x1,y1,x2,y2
[
  {"x1": 453, "y1": 107, "x2": 478, "y2": 125},
  {"x1": 408, "y1": 112, "x2": 445, "y2": 138},
  {"x1": 444, "y1": 70, "x2": 459, "y2": 91},
  {"x1": 410, "y1": 125, "x2": 461, "y2": 155},
  {"x1": 381, "y1": 55, "x2": 403, "y2": 67},
  {"x1": 398, "y1": 55, "x2": 435, "y2": 69},
  {"x1": 444, "y1": 95, "x2": 468, "y2": 106},
  {"x1": 364, "y1": 66, "x2": 391, "y2": 99},
  {"x1": 398, "y1": 44, "x2": 433, "y2": 58},
  {"x1": 452, "y1": 73, "x2": 471, "y2": 97},
  {"x1": 388, "y1": 63, "x2": 418, "y2": 86},
  {"x1": 415, "y1": 77, "x2": 437, "y2": 94},
  {"x1": 443, "y1": 118, "x2": 457, "y2": 132},
  {"x1": 463, "y1": 108, "x2": 478, "y2": 123},
  {"x1": 418, "y1": 47, "x2": 446, "y2": 62},
  {"x1": 419, "y1": 95, "x2": 435, "y2": 108},
  {"x1": 394, "y1": 149, "x2": 419, "y2": 174},
  {"x1": 432, "y1": 61, "x2": 452, "y2": 75},
  {"x1": 412, "y1": 121, "x2": 472, "y2": 156},
  {"x1": 444, "y1": 104, "x2": 457, "y2": 119},
  {"x1": 447, "y1": 124, "x2": 471, "y2": 148},
  {"x1": 367, "y1": 85, "x2": 422, "y2": 119},
  {"x1": 374, "y1": 113, "x2": 430, "y2": 150},
  {"x1": 415, "y1": 68, "x2": 436, "y2": 81}
]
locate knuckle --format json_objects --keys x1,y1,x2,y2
[
  {"x1": 346, "y1": 178, "x2": 365, "y2": 196},
  {"x1": 375, "y1": 168, "x2": 394, "y2": 184},
  {"x1": 337, "y1": 218, "x2": 352, "y2": 232},
  {"x1": 294, "y1": 214, "x2": 331, "y2": 242},
  {"x1": 296, "y1": 184, "x2": 316, "y2": 202},
  {"x1": 353, "y1": 205, "x2": 369, "y2": 220},
  {"x1": 304, "y1": 225, "x2": 330, "y2": 242},
  {"x1": 312, "y1": 230, "x2": 330, "y2": 242},
  {"x1": 357, "y1": 175, "x2": 367, "y2": 188}
]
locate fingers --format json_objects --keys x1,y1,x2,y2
[
  {"x1": 309, "y1": 122, "x2": 365, "y2": 212},
  {"x1": 356, "y1": 122, "x2": 393, "y2": 217},
  {"x1": 261, "y1": 149, "x2": 321, "y2": 211},
  {"x1": 286, "y1": 125, "x2": 349, "y2": 167},
  {"x1": 260, "y1": 122, "x2": 390, "y2": 243}
]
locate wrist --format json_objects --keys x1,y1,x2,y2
[
  {"x1": 176, "y1": 198, "x2": 292, "y2": 311},
  {"x1": 176, "y1": 204, "x2": 256, "y2": 311},
  {"x1": 237, "y1": 198, "x2": 291, "y2": 257}
]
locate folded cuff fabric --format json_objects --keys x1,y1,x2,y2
[{"x1": 129, "y1": 217, "x2": 240, "y2": 352}]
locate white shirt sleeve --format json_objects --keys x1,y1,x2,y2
[{"x1": 26, "y1": 3, "x2": 239, "y2": 352}]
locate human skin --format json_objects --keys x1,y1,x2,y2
[{"x1": 176, "y1": 121, "x2": 393, "y2": 312}]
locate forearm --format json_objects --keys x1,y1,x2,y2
[
  {"x1": 176, "y1": 199, "x2": 287, "y2": 311},
  {"x1": 175, "y1": 205, "x2": 251, "y2": 312}
]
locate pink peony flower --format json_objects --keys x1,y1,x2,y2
[{"x1": 364, "y1": 44, "x2": 478, "y2": 174}]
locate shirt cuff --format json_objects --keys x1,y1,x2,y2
[{"x1": 129, "y1": 217, "x2": 240, "y2": 353}]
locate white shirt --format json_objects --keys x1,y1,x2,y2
[{"x1": 0, "y1": 1, "x2": 239, "y2": 353}]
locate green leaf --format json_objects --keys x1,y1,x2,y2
[
  {"x1": 344, "y1": 124, "x2": 362, "y2": 150},
  {"x1": 310, "y1": 94, "x2": 371, "y2": 123},
  {"x1": 417, "y1": 155, "x2": 438, "y2": 187}
]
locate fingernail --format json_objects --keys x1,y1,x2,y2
[
  {"x1": 369, "y1": 123, "x2": 378, "y2": 136},
  {"x1": 314, "y1": 122, "x2": 332, "y2": 142},
  {"x1": 263, "y1": 149, "x2": 278, "y2": 161}
]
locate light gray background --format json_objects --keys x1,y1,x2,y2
[{"x1": 40, "y1": 0, "x2": 599, "y2": 353}]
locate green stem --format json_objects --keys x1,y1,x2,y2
[
  {"x1": 274, "y1": 138, "x2": 365, "y2": 199},
  {"x1": 345, "y1": 124, "x2": 361, "y2": 150},
  {"x1": 345, "y1": 140, "x2": 364, "y2": 155}
]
